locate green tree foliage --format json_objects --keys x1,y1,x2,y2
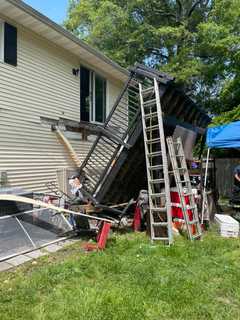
[
  {"x1": 197, "y1": 0, "x2": 240, "y2": 114},
  {"x1": 210, "y1": 106, "x2": 240, "y2": 126},
  {"x1": 65, "y1": 0, "x2": 240, "y2": 120},
  {"x1": 64, "y1": 1, "x2": 211, "y2": 82}
]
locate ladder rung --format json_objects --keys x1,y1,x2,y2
[
  {"x1": 142, "y1": 87, "x2": 154, "y2": 95},
  {"x1": 143, "y1": 99, "x2": 156, "y2": 107},
  {"x1": 147, "y1": 151, "x2": 162, "y2": 157},
  {"x1": 150, "y1": 192, "x2": 166, "y2": 198},
  {"x1": 151, "y1": 207, "x2": 166, "y2": 212},
  {"x1": 144, "y1": 112, "x2": 158, "y2": 119},
  {"x1": 149, "y1": 165, "x2": 163, "y2": 170},
  {"x1": 146, "y1": 138, "x2": 160, "y2": 144},
  {"x1": 168, "y1": 167, "x2": 187, "y2": 173},
  {"x1": 191, "y1": 234, "x2": 201, "y2": 240},
  {"x1": 187, "y1": 205, "x2": 197, "y2": 210},
  {"x1": 176, "y1": 167, "x2": 187, "y2": 171},
  {"x1": 146, "y1": 125, "x2": 159, "y2": 132},
  {"x1": 152, "y1": 237, "x2": 169, "y2": 241},
  {"x1": 173, "y1": 204, "x2": 196, "y2": 211},
  {"x1": 150, "y1": 179, "x2": 165, "y2": 184},
  {"x1": 188, "y1": 219, "x2": 199, "y2": 225},
  {"x1": 152, "y1": 222, "x2": 168, "y2": 226},
  {"x1": 177, "y1": 180, "x2": 190, "y2": 183}
]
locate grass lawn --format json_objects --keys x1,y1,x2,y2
[{"x1": 0, "y1": 231, "x2": 240, "y2": 320}]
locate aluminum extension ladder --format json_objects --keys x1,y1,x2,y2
[
  {"x1": 166, "y1": 136, "x2": 202, "y2": 240},
  {"x1": 139, "y1": 78, "x2": 173, "y2": 244}
]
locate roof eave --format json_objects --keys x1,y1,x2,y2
[{"x1": 3, "y1": 0, "x2": 129, "y2": 82}]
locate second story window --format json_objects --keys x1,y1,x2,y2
[
  {"x1": 0, "y1": 21, "x2": 4, "y2": 62},
  {"x1": 0, "y1": 21, "x2": 17, "y2": 66},
  {"x1": 80, "y1": 66, "x2": 107, "y2": 124}
]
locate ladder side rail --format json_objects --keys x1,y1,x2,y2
[
  {"x1": 154, "y1": 79, "x2": 173, "y2": 244},
  {"x1": 167, "y1": 137, "x2": 193, "y2": 239},
  {"x1": 139, "y1": 82, "x2": 155, "y2": 241},
  {"x1": 177, "y1": 138, "x2": 202, "y2": 236},
  {"x1": 175, "y1": 139, "x2": 200, "y2": 215}
]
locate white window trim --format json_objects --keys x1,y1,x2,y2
[
  {"x1": 90, "y1": 71, "x2": 107, "y2": 125},
  {"x1": 0, "y1": 20, "x2": 4, "y2": 62}
]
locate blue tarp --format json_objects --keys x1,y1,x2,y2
[{"x1": 206, "y1": 120, "x2": 240, "y2": 149}]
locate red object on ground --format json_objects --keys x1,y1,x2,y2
[
  {"x1": 171, "y1": 191, "x2": 193, "y2": 221},
  {"x1": 82, "y1": 221, "x2": 112, "y2": 251},
  {"x1": 132, "y1": 206, "x2": 141, "y2": 231},
  {"x1": 96, "y1": 222, "x2": 111, "y2": 250}
]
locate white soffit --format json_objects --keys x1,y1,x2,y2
[{"x1": 0, "y1": 0, "x2": 129, "y2": 83}]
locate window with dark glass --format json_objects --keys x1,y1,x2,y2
[
  {"x1": 0, "y1": 21, "x2": 17, "y2": 66},
  {"x1": 80, "y1": 66, "x2": 107, "y2": 123}
]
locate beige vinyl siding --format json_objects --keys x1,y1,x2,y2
[
  {"x1": 0, "y1": 112, "x2": 93, "y2": 193},
  {"x1": 0, "y1": 19, "x2": 123, "y2": 192},
  {"x1": 107, "y1": 81, "x2": 123, "y2": 114}
]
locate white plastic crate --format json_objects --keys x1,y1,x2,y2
[{"x1": 215, "y1": 214, "x2": 239, "y2": 238}]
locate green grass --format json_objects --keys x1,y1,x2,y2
[{"x1": 1, "y1": 231, "x2": 240, "y2": 320}]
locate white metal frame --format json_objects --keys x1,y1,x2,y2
[
  {"x1": 81, "y1": 67, "x2": 107, "y2": 125},
  {"x1": 90, "y1": 71, "x2": 107, "y2": 124},
  {"x1": 201, "y1": 147, "x2": 210, "y2": 224},
  {"x1": 0, "y1": 20, "x2": 4, "y2": 62},
  {"x1": 0, "y1": 207, "x2": 73, "y2": 262}
]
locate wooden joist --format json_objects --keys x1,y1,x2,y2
[
  {"x1": 54, "y1": 127, "x2": 81, "y2": 167},
  {"x1": 0, "y1": 194, "x2": 113, "y2": 223}
]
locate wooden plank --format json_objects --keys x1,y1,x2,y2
[{"x1": 0, "y1": 194, "x2": 112, "y2": 223}]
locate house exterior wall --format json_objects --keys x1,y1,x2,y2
[{"x1": 0, "y1": 17, "x2": 123, "y2": 193}]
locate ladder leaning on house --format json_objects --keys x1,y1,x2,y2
[
  {"x1": 166, "y1": 136, "x2": 202, "y2": 240},
  {"x1": 139, "y1": 78, "x2": 173, "y2": 244}
]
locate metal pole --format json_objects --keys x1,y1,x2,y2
[
  {"x1": 201, "y1": 148, "x2": 210, "y2": 224},
  {"x1": 14, "y1": 217, "x2": 37, "y2": 248}
]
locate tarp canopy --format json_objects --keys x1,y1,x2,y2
[{"x1": 206, "y1": 120, "x2": 240, "y2": 149}]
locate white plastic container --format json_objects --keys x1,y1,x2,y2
[{"x1": 215, "y1": 214, "x2": 239, "y2": 238}]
